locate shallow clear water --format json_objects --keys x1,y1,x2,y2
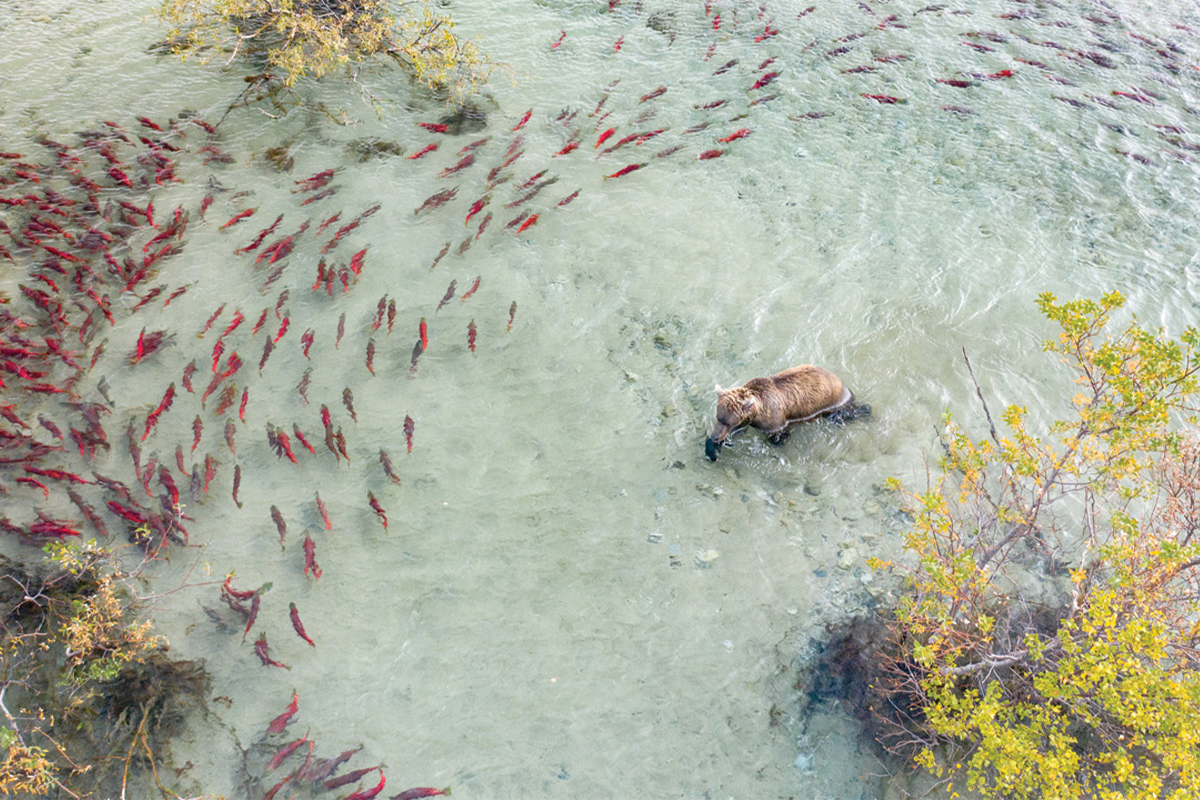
[{"x1": 2, "y1": 0, "x2": 1200, "y2": 796}]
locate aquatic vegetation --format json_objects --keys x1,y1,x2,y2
[
  {"x1": 156, "y1": 0, "x2": 493, "y2": 111},
  {"x1": 872, "y1": 292, "x2": 1200, "y2": 798}
]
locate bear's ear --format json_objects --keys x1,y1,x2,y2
[
  {"x1": 715, "y1": 383, "x2": 727, "y2": 396},
  {"x1": 739, "y1": 395, "x2": 758, "y2": 414}
]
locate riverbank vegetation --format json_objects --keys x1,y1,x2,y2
[
  {"x1": 156, "y1": 0, "x2": 493, "y2": 117},
  {"x1": 866, "y1": 292, "x2": 1200, "y2": 798},
  {"x1": 0, "y1": 540, "x2": 209, "y2": 797}
]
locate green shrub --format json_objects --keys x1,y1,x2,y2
[{"x1": 874, "y1": 292, "x2": 1200, "y2": 798}]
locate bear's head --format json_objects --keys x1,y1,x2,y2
[{"x1": 705, "y1": 385, "x2": 759, "y2": 461}]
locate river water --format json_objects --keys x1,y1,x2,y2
[{"x1": 2, "y1": 0, "x2": 1199, "y2": 797}]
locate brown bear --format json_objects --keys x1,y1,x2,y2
[{"x1": 704, "y1": 365, "x2": 864, "y2": 461}]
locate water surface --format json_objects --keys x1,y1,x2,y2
[{"x1": 2, "y1": 0, "x2": 1200, "y2": 796}]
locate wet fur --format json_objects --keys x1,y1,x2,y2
[{"x1": 706, "y1": 365, "x2": 856, "y2": 460}]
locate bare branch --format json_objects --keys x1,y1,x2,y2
[{"x1": 962, "y1": 346, "x2": 1001, "y2": 447}]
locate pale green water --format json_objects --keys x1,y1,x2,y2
[{"x1": 2, "y1": 0, "x2": 1200, "y2": 797}]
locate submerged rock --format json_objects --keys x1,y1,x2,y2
[
  {"x1": 438, "y1": 103, "x2": 488, "y2": 135},
  {"x1": 837, "y1": 546, "x2": 858, "y2": 571},
  {"x1": 647, "y1": 10, "x2": 678, "y2": 44},
  {"x1": 347, "y1": 137, "x2": 406, "y2": 161}
]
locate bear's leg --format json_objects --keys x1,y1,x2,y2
[
  {"x1": 767, "y1": 429, "x2": 790, "y2": 446},
  {"x1": 828, "y1": 403, "x2": 872, "y2": 425}
]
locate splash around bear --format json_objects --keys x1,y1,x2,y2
[{"x1": 704, "y1": 365, "x2": 868, "y2": 461}]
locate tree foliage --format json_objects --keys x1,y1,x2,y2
[
  {"x1": 157, "y1": 0, "x2": 492, "y2": 113},
  {"x1": 873, "y1": 292, "x2": 1200, "y2": 799}
]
